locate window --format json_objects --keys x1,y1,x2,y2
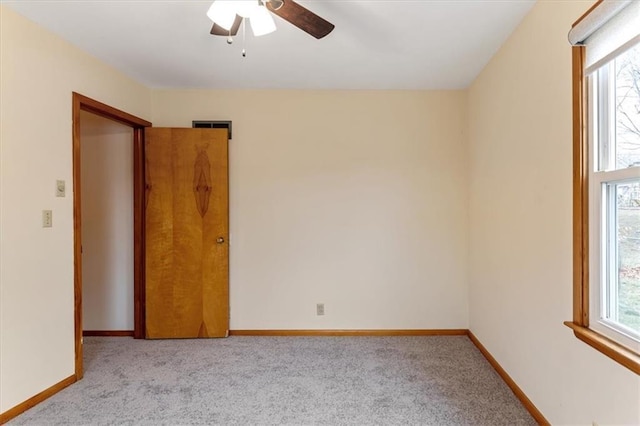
[
  {"x1": 567, "y1": 0, "x2": 640, "y2": 375},
  {"x1": 590, "y1": 43, "x2": 640, "y2": 348}
]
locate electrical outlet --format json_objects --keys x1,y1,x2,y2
[
  {"x1": 316, "y1": 303, "x2": 325, "y2": 316},
  {"x1": 42, "y1": 210, "x2": 53, "y2": 228},
  {"x1": 56, "y1": 180, "x2": 66, "y2": 197}
]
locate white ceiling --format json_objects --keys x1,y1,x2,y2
[{"x1": 2, "y1": 0, "x2": 536, "y2": 90}]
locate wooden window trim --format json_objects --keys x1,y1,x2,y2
[
  {"x1": 565, "y1": 45, "x2": 640, "y2": 376},
  {"x1": 564, "y1": 322, "x2": 640, "y2": 374}
]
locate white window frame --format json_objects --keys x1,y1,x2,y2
[{"x1": 588, "y1": 61, "x2": 640, "y2": 352}]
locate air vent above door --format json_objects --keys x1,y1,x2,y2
[{"x1": 192, "y1": 121, "x2": 232, "y2": 140}]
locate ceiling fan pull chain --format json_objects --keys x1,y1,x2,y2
[{"x1": 242, "y1": 17, "x2": 247, "y2": 57}]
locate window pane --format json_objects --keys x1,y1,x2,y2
[
  {"x1": 617, "y1": 180, "x2": 640, "y2": 333},
  {"x1": 615, "y1": 43, "x2": 640, "y2": 170}
]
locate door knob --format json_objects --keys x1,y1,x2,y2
[{"x1": 216, "y1": 237, "x2": 225, "y2": 244}]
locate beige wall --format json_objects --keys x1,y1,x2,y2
[
  {"x1": 467, "y1": 1, "x2": 640, "y2": 424},
  {"x1": 152, "y1": 89, "x2": 469, "y2": 330},
  {"x1": 3, "y1": 0, "x2": 639, "y2": 423},
  {"x1": 80, "y1": 111, "x2": 135, "y2": 331},
  {"x1": 0, "y1": 6, "x2": 152, "y2": 412}
]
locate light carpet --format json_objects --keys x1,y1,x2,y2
[{"x1": 9, "y1": 336, "x2": 536, "y2": 425}]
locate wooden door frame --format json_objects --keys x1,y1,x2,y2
[{"x1": 72, "y1": 92, "x2": 151, "y2": 379}]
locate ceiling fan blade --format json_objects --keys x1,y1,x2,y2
[
  {"x1": 266, "y1": 0, "x2": 334, "y2": 39},
  {"x1": 210, "y1": 15, "x2": 243, "y2": 36}
]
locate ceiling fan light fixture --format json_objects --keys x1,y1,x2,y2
[
  {"x1": 207, "y1": 1, "x2": 237, "y2": 30},
  {"x1": 234, "y1": 1, "x2": 260, "y2": 18},
  {"x1": 210, "y1": 0, "x2": 334, "y2": 43},
  {"x1": 249, "y1": 6, "x2": 276, "y2": 36}
]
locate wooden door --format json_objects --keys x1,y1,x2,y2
[{"x1": 145, "y1": 128, "x2": 229, "y2": 338}]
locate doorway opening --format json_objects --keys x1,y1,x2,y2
[
  {"x1": 80, "y1": 111, "x2": 134, "y2": 336},
  {"x1": 72, "y1": 93, "x2": 151, "y2": 379}
]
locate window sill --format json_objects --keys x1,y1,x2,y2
[{"x1": 564, "y1": 321, "x2": 640, "y2": 375}]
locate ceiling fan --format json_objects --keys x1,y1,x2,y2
[{"x1": 209, "y1": 0, "x2": 335, "y2": 40}]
